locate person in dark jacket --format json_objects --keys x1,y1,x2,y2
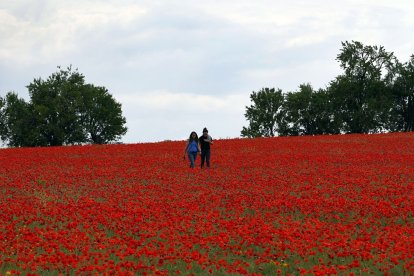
[{"x1": 199, "y1": 127, "x2": 213, "y2": 168}]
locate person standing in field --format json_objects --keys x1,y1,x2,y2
[
  {"x1": 183, "y1": 131, "x2": 201, "y2": 169},
  {"x1": 199, "y1": 127, "x2": 213, "y2": 168}
]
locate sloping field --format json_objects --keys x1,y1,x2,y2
[{"x1": 1, "y1": 133, "x2": 413, "y2": 275}]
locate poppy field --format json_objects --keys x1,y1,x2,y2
[{"x1": 1, "y1": 133, "x2": 414, "y2": 275}]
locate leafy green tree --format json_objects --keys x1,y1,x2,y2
[
  {"x1": 80, "y1": 84, "x2": 127, "y2": 144},
  {"x1": 281, "y1": 84, "x2": 340, "y2": 136},
  {"x1": 1, "y1": 66, "x2": 127, "y2": 147},
  {"x1": 331, "y1": 41, "x2": 397, "y2": 133},
  {"x1": 240, "y1": 41, "x2": 409, "y2": 137},
  {"x1": 27, "y1": 66, "x2": 86, "y2": 146},
  {"x1": 0, "y1": 97, "x2": 6, "y2": 142},
  {"x1": 280, "y1": 85, "x2": 310, "y2": 136},
  {"x1": 241, "y1": 88, "x2": 284, "y2": 137},
  {"x1": 310, "y1": 88, "x2": 342, "y2": 135},
  {"x1": 0, "y1": 92, "x2": 39, "y2": 147},
  {"x1": 391, "y1": 55, "x2": 414, "y2": 131}
]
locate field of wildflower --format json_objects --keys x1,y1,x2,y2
[{"x1": 1, "y1": 133, "x2": 414, "y2": 275}]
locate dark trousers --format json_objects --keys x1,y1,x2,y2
[{"x1": 200, "y1": 149, "x2": 211, "y2": 168}]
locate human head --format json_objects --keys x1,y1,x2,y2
[
  {"x1": 202, "y1": 127, "x2": 208, "y2": 136},
  {"x1": 189, "y1": 131, "x2": 198, "y2": 141}
]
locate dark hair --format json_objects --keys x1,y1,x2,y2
[
  {"x1": 202, "y1": 127, "x2": 208, "y2": 133},
  {"x1": 188, "y1": 131, "x2": 199, "y2": 142}
]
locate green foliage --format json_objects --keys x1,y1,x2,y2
[
  {"x1": 281, "y1": 84, "x2": 340, "y2": 136},
  {"x1": 330, "y1": 40, "x2": 397, "y2": 133},
  {"x1": 242, "y1": 40, "x2": 412, "y2": 137},
  {"x1": 0, "y1": 66, "x2": 127, "y2": 147},
  {"x1": 241, "y1": 88, "x2": 284, "y2": 138},
  {"x1": 0, "y1": 92, "x2": 39, "y2": 147},
  {"x1": 390, "y1": 55, "x2": 414, "y2": 131},
  {"x1": 27, "y1": 66, "x2": 86, "y2": 146},
  {"x1": 0, "y1": 97, "x2": 6, "y2": 142},
  {"x1": 336, "y1": 41, "x2": 397, "y2": 83},
  {"x1": 80, "y1": 84, "x2": 127, "y2": 144}
]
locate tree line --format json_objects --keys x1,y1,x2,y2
[
  {"x1": 0, "y1": 66, "x2": 127, "y2": 147},
  {"x1": 241, "y1": 41, "x2": 414, "y2": 137}
]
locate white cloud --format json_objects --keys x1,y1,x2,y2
[
  {"x1": 1, "y1": 0, "x2": 414, "y2": 142},
  {"x1": 0, "y1": 1, "x2": 148, "y2": 65}
]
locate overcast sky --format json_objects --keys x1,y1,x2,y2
[{"x1": 1, "y1": 0, "x2": 413, "y2": 143}]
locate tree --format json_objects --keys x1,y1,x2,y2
[
  {"x1": 0, "y1": 92, "x2": 39, "y2": 147},
  {"x1": 391, "y1": 55, "x2": 414, "y2": 131},
  {"x1": 309, "y1": 88, "x2": 342, "y2": 135},
  {"x1": 80, "y1": 84, "x2": 127, "y2": 144},
  {"x1": 27, "y1": 66, "x2": 86, "y2": 146},
  {"x1": 240, "y1": 41, "x2": 409, "y2": 137},
  {"x1": 241, "y1": 88, "x2": 284, "y2": 137},
  {"x1": 0, "y1": 66, "x2": 127, "y2": 147},
  {"x1": 281, "y1": 84, "x2": 340, "y2": 136},
  {"x1": 0, "y1": 97, "x2": 6, "y2": 142},
  {"x1": 331, "y1": 41, "x2": 397, "y2": 133}
]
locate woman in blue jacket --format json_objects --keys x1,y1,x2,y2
[{"x1": 183, "y1": 131, "x2": 201, "y2": 168}]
